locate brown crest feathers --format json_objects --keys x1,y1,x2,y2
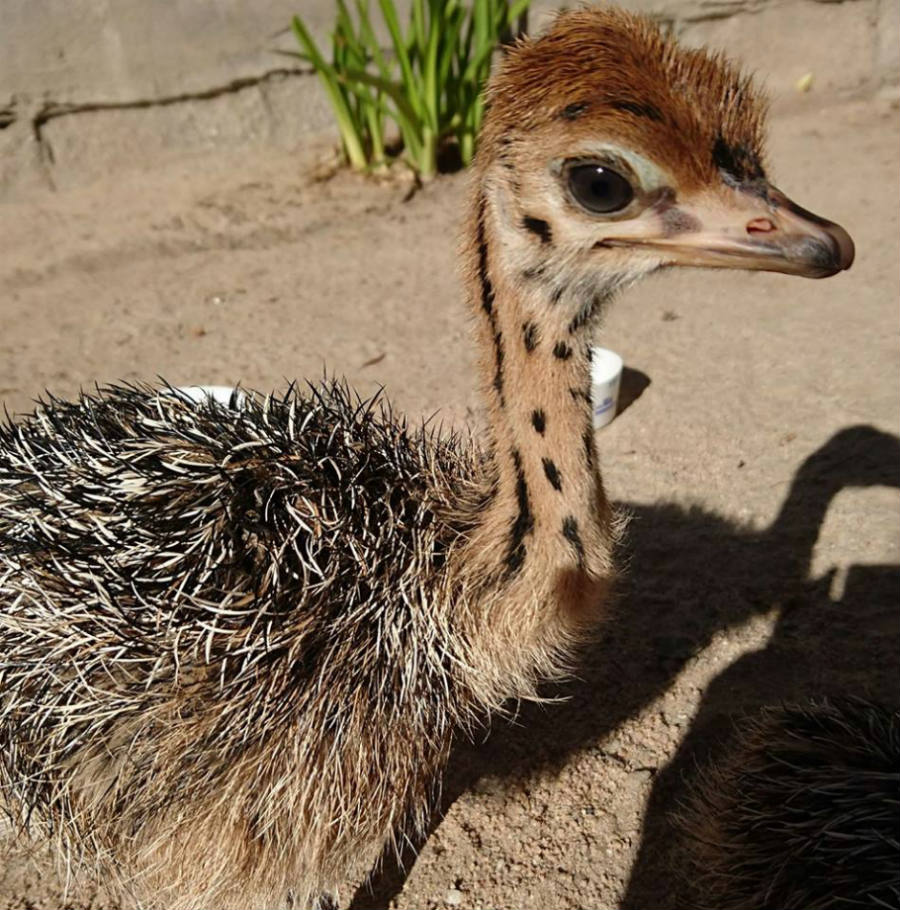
[{"x1": 480, "y1": 8, "x2": 768, "y2": 190}]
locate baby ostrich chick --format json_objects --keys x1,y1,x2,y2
[
  {"x1": 0, "y1": 8, "x2": 853, "y2": 909},
  {"x1": 676, "y1": 699, "x2": 900, "y2": 909}
]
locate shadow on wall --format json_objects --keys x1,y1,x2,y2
[{"x1": 351, "y1": 423, "x2": 900, "y2": 910}]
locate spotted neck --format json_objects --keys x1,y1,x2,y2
[{"x1": 462, "y1": 187, "x2": 618, "y2": 606}]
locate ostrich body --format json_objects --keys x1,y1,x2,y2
[
  {"x1": 677, "y1": 699, "x2": 900, "y2": 909},
  {"x1": 0, "y1": 9, "x2": 853, "y2": 909}
]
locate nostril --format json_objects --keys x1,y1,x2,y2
[{"x1": 747, "y1": 217, "x2": 776, "y2": 234}]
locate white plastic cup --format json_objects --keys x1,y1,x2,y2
[
  {"x1": 170, "y1": 385, "x2": 247, "y2": 409},
  {"x1": 590, "y1": 347, "x2": 623, "y2": 429}
]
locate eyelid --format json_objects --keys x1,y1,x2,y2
[
  {"x1": 556, "y1": 144, "x2": 671, "y2": 194},
  {"x1": 561, "y1": 156, "x2": 637, "y2": 186}
]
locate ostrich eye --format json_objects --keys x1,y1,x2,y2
[{"x1": 567, "y1": 164, "x2": 634, "y2": 214}]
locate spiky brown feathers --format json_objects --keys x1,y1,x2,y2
[{"x1": 0, "y1": 381, "x2": 485, "y2": 907}]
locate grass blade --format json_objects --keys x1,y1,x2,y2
[
  {"x1": 339, "y1": 67, "x2": 422, "y2": 138},
  {"x1": 292, "y1": 15, "x2": 368, "y2": 170},
  {"x1": 341, "y1": 74, "x2": 424, "y2": 162},
  {"x1": 354, "y1": 0, "x2": 392, "y2": 79},
  {"x1": 379, "y1": 0, "x2": 422, "y2": 118}
]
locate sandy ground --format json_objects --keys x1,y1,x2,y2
[{"x1": 1, "y1": 92, "x2": 898, "y2": 909}]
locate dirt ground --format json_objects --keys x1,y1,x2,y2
[{"x1": 1, "y1": 89, "x2": 898, "y2": 909}]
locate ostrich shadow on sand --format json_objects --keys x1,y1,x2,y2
[{"x1": 350, "y1": 423, "x2": 900, "y2": 909}]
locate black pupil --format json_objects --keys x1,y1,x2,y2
[{"x1": 569, "y1": 165, "x2": 633, "y2": 213}]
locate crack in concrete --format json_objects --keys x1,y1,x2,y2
[
  {"x1": 30, "y1": 66, "x2": 309, "y2": 166},
  {"x1": 26, "y1": 65, "x2": 311, "y2": 183},
  {"x1": 31, "y1": 66, "x2": 309, "y2": 128}
]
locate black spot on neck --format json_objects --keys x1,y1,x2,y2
[
  {"x1": 553, "y1": 341, "x2": 573, "y2": 360},
  {"x1": 560, "y1": 102, "x2": 588, "y2": 121},
  {"x1": 569, "y1": 387, "x2": 591, "y2": 405},
  {"x1": 712, "y1": 135, "x2": 765, "y2": 184},
  {"x1": 561, "y1": 515, "x2": 585, "y2": 568},
  {"x1": 522, "y1": 216, "x2": 552, "y2": 244},
  {"x1": 611, "y1": 99, "x2": 664, "y2": 122},
  {"x1": 568, "y1": 297, "x2": 598, "y2": 333},
  {"x1": 532, "y1": 409, "x2": 546, "y2": 434},
  {"x1": 523, "y1": 321, "x2": 539, "y2": 353},
  {"x1": 522, "y1": 264, "x2": 546, "y2": 281},
  {"x1": 505, "y1": 449, "x2": 534, "y2": 577},
  {"x1": 476, "y1": 197, "x2": 496, "y2": 316},
  {"x1": 583, "y1": 426, "x2": 594, "y2": 466},
  {"x1": 506, "y1": 539, "x2": 526, "y2": 575},
  {"x1": 493, "y1": 330, "x2": 505, "y2": 405},
  {"x1": 542, "y1": 457, "x2": 562, "y2": 491}
]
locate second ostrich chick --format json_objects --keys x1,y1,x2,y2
[
  {"x1": 676, "y1": 699, "x2": 900, "y2": 909},
  {"x1": 0, "y1": 8, "x2": 854, "y2": 909}
]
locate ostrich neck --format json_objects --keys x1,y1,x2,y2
[{"x1": 460, "y1": 188, "x2": 617, "y2": 598}]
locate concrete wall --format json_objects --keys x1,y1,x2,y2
[{"x1": 1, "y1": 0, "x2": 897, "y2": 197}]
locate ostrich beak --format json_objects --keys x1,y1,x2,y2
[{"x1": 601, "y1": 184, "x2": 855, "y2": 279}]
